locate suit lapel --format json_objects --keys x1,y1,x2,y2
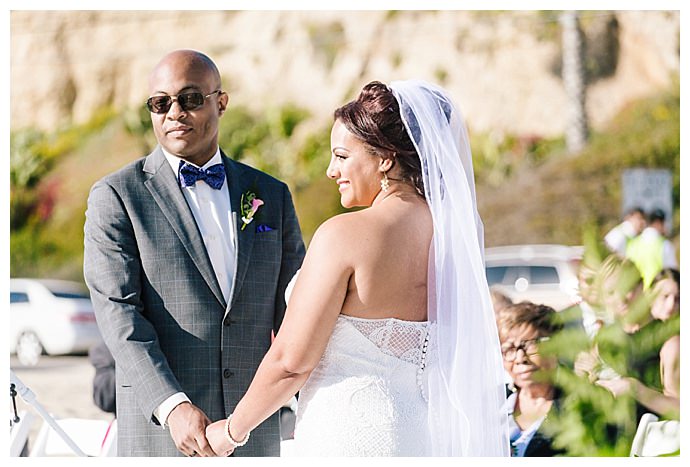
[
  {"x1": 143, "y1": 148, "x2": 226, "y2": 308},
  {"x1": 224, "y1": 154, "x2": 256, "y2": 310}
]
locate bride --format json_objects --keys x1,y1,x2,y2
[{"x1": 206, "y1": 80, "x2": 509, "y2": 456}]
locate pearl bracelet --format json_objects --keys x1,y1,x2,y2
[{"x1": 224, "y1": 414, "x2": 250, "y2": 448}]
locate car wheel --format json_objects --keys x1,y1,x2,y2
[{"x1": 16, "y1": 332, "x2": 43, "y2": 366}]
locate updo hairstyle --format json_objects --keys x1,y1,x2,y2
[{"x1": 334, "y1": 81, "x2": 424, "y2": 196}]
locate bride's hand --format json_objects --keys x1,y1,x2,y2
[{"x1": 205, "y1": 420, "x2": 235, "y2": 457}]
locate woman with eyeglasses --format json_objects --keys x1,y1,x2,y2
[{"x1": 497, "y1": 301, "x2": 565, "y2": 457}]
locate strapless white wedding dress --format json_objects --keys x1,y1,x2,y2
[{"x1": 291, "y1": 314, "x2": 435, "y2": 456}]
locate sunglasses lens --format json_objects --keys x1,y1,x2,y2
[
  {"x1": 146, "y1": 92, "x2": 209, "y2": 113},
  {"x1": 147, "y1": 96, "x2": 172, "y2": 114},
  {"x1": 178, "y1": 92, "x2": 205, "y2": 110}
]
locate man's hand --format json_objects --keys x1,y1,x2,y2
[
  {"x1": 206, "y1": 419, "x2": 235, "y2": 457},
  {"x1": 166, "y1": 402, "x2": 216, "y2": 457}
]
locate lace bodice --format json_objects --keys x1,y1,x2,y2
[
  {"x1": 284, "y1": 270, "x2": 434, "y2": 456},
  {"x1": 292, "y1": 314, "x2": 435, "y2": 456},
  {"x1": 340, "y1": 315, "x2": 429, "y2": 365}
]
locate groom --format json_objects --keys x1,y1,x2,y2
[{"x1": 84, "y1": 49, "x2": 305, "y2": 456}]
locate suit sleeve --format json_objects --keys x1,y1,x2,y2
[
  {"x1": 83, "y1": 180, "x2": 183, "y2": 424},
  {"x1": 273, "y1": 183, "x2": 306, "y2": 333}
]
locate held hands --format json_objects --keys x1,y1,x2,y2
[
  {"x1": 596, "y1": 376, "x2": 635, "y2": 398},
  {"x1": 574, "y1": 349, "x2": 602, "y2": 382},
  {"x1": 206, "y1": 419, "x2": 236, "y2": 457},
  {"x1": 167, "y1": 402, "x2": 248, "y2": 457},
  {"x1": 166, "y1": 402, "x2": 217, "y2": 457}
]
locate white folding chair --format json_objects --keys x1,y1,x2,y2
[
  {"x1": 630, "y1": 412, "x2": 680, "y2": 457},
  {"x1": 9, "y1": 410, "x2": 37, "y2": 457},
  {"x1": 30, "y1": 417, "x2": 112, "y2": 457},
  {"x1": 99, "y1": 418, "x2": 118, "y2": 456}
]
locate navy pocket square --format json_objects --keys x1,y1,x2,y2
[{"x1": 256, "y1": 224, "x2": 275, "y2": 233}]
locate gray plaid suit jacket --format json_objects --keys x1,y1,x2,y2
[{"x1": 83, "y1": 147, "x2": 305, "y2": 456}]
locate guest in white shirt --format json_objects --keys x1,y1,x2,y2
[{"x1": 604, "y1": 207, "x2": 646, "y2": 257}]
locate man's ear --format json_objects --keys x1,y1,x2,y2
[{"x1": 218, "y1": 92, "x2": 229, "y2": 116}]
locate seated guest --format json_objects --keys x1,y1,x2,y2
[{"x1": 498, "y1": 301, "x2": 565, "y2": 457}]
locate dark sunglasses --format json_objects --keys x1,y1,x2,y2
[{"x1": 146, "y1": 90, "x2": 221, "y2": 114}]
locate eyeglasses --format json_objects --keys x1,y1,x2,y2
[
  {"x1": 501, "y1": 337, "x2": 549, "y2": 361},
  {"x1": 146, "y1": 90, "x2": 221, "y2": 114}
]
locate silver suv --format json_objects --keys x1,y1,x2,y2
[{"x1": 484, "y1": 244, "x2": 583, "y2": 311}]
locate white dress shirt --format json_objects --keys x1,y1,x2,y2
[
  {"x1": 506, "y1": 392, "x2": 546, "y2": 457},
  {"x1": 604, "y1": 220, "x2": 637, "y2": 256},
  {"x1": 154, "y1": 148, "x2": 236, "y2": 427}
]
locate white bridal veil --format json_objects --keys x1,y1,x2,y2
[{"x1": 390, "y1": 80, "x2": 510, "y2": 456}]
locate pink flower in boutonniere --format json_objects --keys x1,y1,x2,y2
[{"x1": 240, "y1": 191, "x2": 264, "y2": 230}]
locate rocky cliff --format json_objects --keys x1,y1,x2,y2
[{"x1": 10, "y1": 10, "x2": 679, "y2": 135}]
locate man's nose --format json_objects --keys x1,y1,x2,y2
[{"x1": 166, "y1": 99, "x2": 186, "y2": 119}]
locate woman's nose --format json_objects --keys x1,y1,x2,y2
[
  {"x1": 514, "y1": 348, "x2": 528, "y2": 363},
  {"x1": 326, "y1": 157, "x2": 338, "y2": 179}
]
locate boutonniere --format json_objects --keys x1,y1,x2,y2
[{"x1": 240, "y1": 190, "x2": 264, "y2": 230}]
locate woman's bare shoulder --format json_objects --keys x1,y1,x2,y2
[
  {"x1": 660, "y1": 334, "x2": 680, "y2": 359},
  {"x1": 307, "y1": 211, "x2": 366, "y2": 250},
  {"x1": 316, "y1": 210, "x2": 374, "y2": 236}
]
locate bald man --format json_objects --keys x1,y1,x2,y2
[{"x1": 84, "y1": 50, "x2": 305, "y2": 457}]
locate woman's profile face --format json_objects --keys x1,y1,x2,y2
[
  {"x1": 327, "y1": 120, "x2": 382, "y2": 208},
  {"x1": 650, "y1": 278, "x2": 679, "y2": 321}
]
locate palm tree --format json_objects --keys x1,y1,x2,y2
[{"x1": 560, "y1": 10, "x2": 589, "y2": 154}]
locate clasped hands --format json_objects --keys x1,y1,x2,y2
[
  {"x1": 574, "y1": 349, "x2": 633, "y2": 397},
  {"x1": 167, "y1": 402, "x2": 238, "y2": 457}
]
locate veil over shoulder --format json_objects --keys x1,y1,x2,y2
[{"x1": 390, "y1": 80, "x2": 510, "y2": 456}]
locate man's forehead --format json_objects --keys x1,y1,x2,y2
[{"x1": 149, "y1": 63, "x2": 211, "y2": 91}]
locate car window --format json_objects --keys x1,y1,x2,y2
[
  {"x1": 502, "y1": 266, "x2": 530, "y2": 285},
  {"x1": 51, "y1": 291, "x2": 91, "y2": 299},
  {"x1": 10, "y1": 292, "x2": 29, "y2": 303},
  {"x1": 486, "y1": 266, "x2": 507, "y2": 286},
  {"x1": 528, "y1": 266, "x2": 560, "y2": 285}
]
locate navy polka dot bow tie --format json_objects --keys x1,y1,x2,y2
[{"x1": 178, "y1": 161, "x2": 225, "y2": 190}]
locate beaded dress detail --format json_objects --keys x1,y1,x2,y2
[{"x1": 292, "y1": 314, "x2": 435, "y2": 456}]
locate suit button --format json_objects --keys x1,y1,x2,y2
[
  {"x1": 224, "y1": 369, "x2": 233, "y2": 378},
  {"x1": 223, "y1": 316, "x2": 231, "y2": 326}
]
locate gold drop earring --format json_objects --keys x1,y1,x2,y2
[{"x1": 380, "y1": 171, "x2": 390, "y2": 192}]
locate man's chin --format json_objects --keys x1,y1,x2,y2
[{"x1": 162, "y1": 141, "x2": 193, "y2": 158}]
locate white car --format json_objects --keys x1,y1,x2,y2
[
  {"x1": 10, "y1": 278, "x2": 103, "y2": 366},
  {"x1": 484, "y1": 244, "x2": 583, "y2": 311}
]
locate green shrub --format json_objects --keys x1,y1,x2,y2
[{"x1": 540, "y1": 229, "x2": 679, "y2": 455}]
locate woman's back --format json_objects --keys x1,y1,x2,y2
[
  {"x1": 336, "y1": 194, "x2": 432, "y2": 322},
  {"x1": 290, "y1": 193, "x2": 435, "y2": 456}
]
